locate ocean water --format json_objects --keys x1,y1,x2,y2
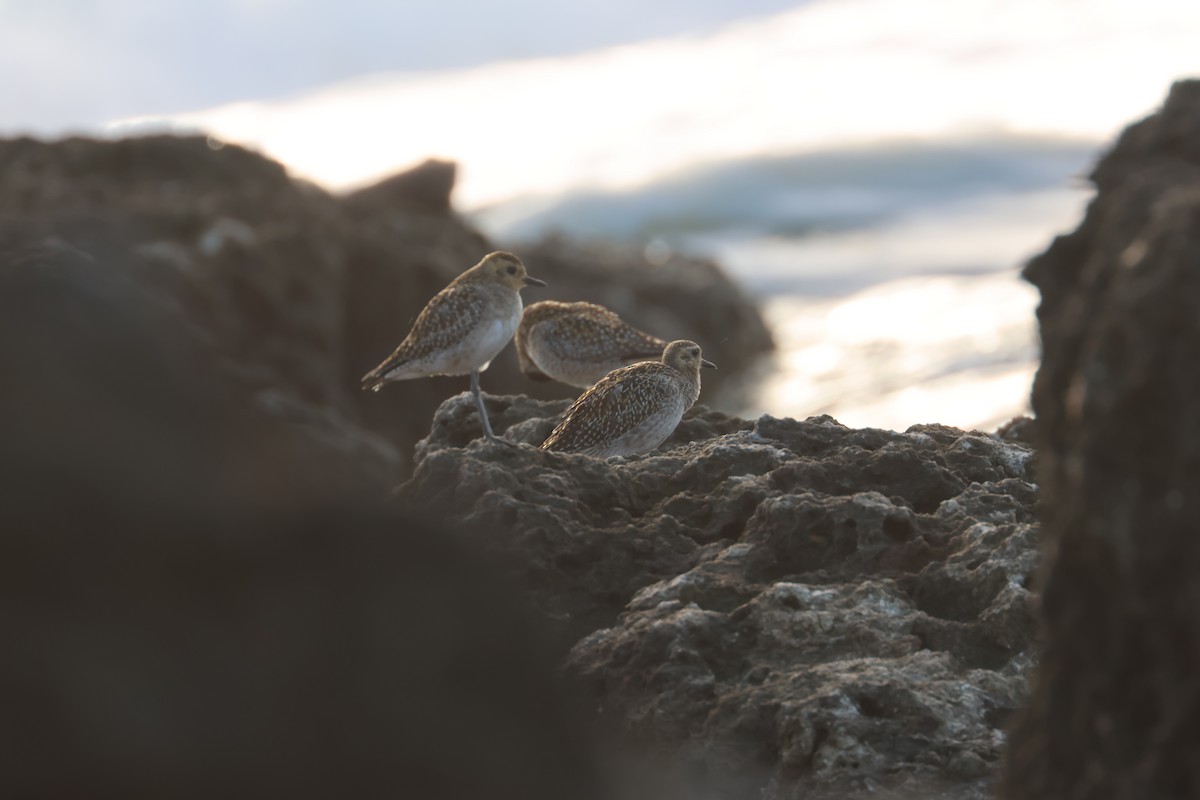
[
  {"x1": 108, "y1": 0, "x2": 1197, "y2": 431},
  {"x1": 752, "y1": 270, "x2": 1044, "y2": 432},
  {"x1": 688, "y1": 178, "x2": 1094, "y2": 431}
]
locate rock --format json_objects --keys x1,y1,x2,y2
[
  {"x1": 0, "y1": 236, "x2": 599, "y2": 800},
  {"x1": 397, "y1": 395, "x2": 1040, "y2": 798},
  {"x1": 342, "y1": 157, "x2": 458, "y2": 215},
  {"x1": 995, "y1": 415, "x2": 1035, "y2": 447},
  {"x1": 0, "y1": 135, "x2": 772, "y2": 473},
  {"x1": 0, "y1": 133, "x2": 779, "y2": 797},
  {"x1": 0, "y1": 230, "x2": 397, "y2": 513},
  {"x1": 1003, "y1": 80, "x2": 1200, "y2": 798}
]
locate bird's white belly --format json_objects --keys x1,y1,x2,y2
[{"x1": 442, "y1": 310, "x2": 519, "y2": 374}]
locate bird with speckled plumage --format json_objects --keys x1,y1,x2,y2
[
  {"x1": 515, "y1": 300, "x2": 669, "y2": 389},
  {"x1": 540, "y1": 340, "x2": 716, "y2": 458},
  {"x1": 361, "y1": 251, "x2": 546, "y2": 443}
]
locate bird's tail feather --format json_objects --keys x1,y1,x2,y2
[{"x1": 361, "y1": 366, "x2": 390, "y2": 392}]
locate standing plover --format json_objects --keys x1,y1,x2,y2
[
  {"x1": 540, "y1": 340, "x2": 715, "y2": 458},
  {"x1": 361, "y1": 251, "x2": 546, "y2": 443},
  {"x1": 515, "y1": 300, "x2": 668, "y2": 389}
]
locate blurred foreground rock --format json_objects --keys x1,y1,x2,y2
[
  {"x1": 398, "y1": 395, "x2": 1039, "y2": 799},
  {"x1": 0, "y1": 136, "x2": 770, "y2": 472},
  {"x1": 0, "y1": 240, "x2": 599, "y2": 799},
  {"x1": 1003, "y1": 79, "x2": 1200, "y2": 798}
]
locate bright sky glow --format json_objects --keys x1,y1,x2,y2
[{"x1": 115, "y1": 0, "x2": 1200, "y2": 208}]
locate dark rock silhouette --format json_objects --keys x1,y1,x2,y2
[
  {"x1": 0, "y1": 237, "x2": 599, "y2": 800},
  {"x1": 1003, "y1": 79, "x2": 1200, "y2": 798},
  {"x1": 342, "y1": 157, "x2": 459, "y2": 215},
  {"x1": 0, "y1": 135, "x2": 771, "y2": 472},
  {"x1": 400, "y1": 394, "x2": 1038, "y2": 799}
]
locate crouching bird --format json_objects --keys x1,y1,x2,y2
[{"x1": 541, "y1": 340, "x2": 715, "y2": 458}]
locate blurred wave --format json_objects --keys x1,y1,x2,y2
[{"x1": 473, "y1": 134, "x2": 1096, "y2": 246}]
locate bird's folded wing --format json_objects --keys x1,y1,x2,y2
[
  {"x1": 539, "y1": 313, "x2": 661, "y2": 364},
  {"x1": 362, "y1": 284, "x2": 485, "y2": 384},
  {"x1": 544, "y1": 365, "x2": 672, "y2": 450}
]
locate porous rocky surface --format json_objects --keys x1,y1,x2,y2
[
  {"x1": 1002, "y1": 79, "x2": 1200, "y2": 798},
  {"x1": 399, "y1": 394, "x2": 1040, "y2": 799}
]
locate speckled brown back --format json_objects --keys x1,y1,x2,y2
[{"x1": 540, "y1": 361, "x2": 696, "y2": 452}]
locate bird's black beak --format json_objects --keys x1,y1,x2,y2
[
  {"x1": 523, "y1": 275, "x2": 547, "y2": 287},
  {"x1": 701, "y1": 358, "x2": 717, "y2": 370}
]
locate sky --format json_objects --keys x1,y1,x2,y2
[
  {"x1": 1, "y1": 0, "x2": 806, "y2": 130},
  {"x1": 98, "y1": 0, "x2": 1200, "y2": 212},
  {"x1": 6, "y1": 0, "x2": 1198, "y2": 211}
]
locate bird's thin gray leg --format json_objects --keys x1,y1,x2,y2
[{"x1": 470, "y1": 368, "x2": 503, "y2": 444}]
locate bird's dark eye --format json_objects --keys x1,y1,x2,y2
[{"x1": 506, "y1": 265, "x2": 517, "y2": 275}]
